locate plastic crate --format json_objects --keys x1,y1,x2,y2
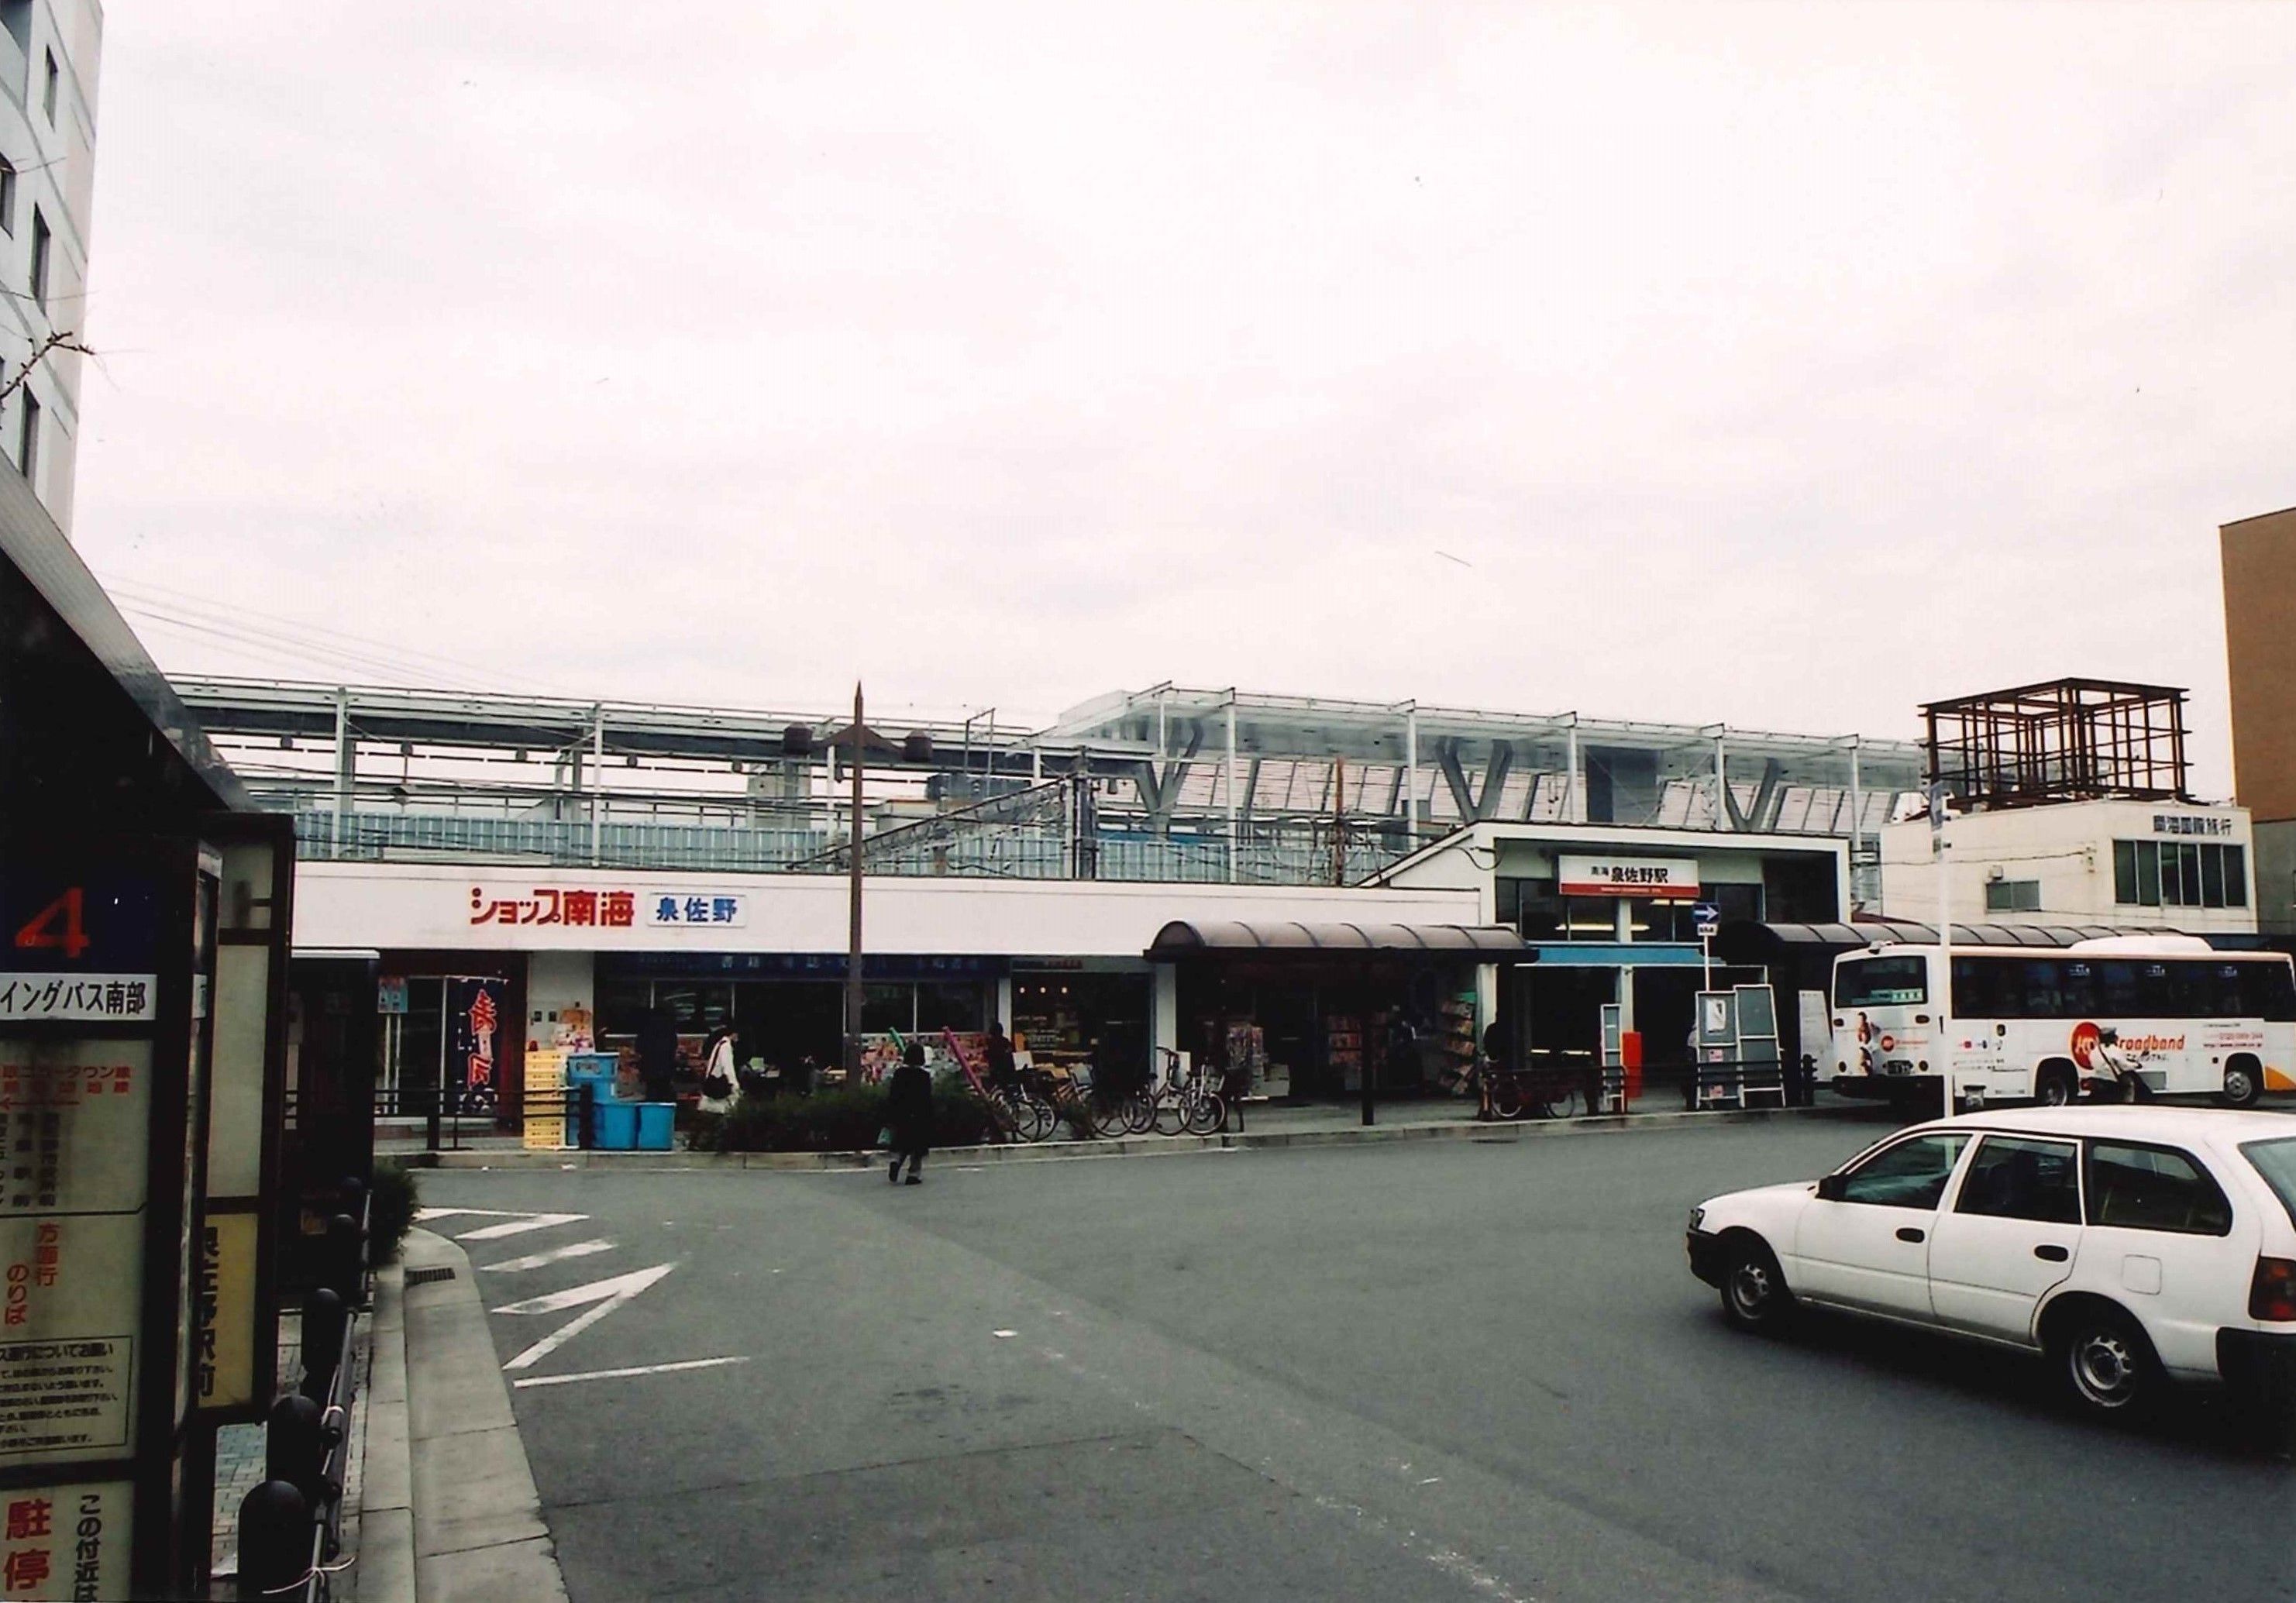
[
  {"x1": 635, "y1": 1102, "x2": 674, "y2": 1151},
  {"x1": 591, "y1": 1100, "x2": 640, "y2": 1151}
]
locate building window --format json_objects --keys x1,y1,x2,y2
[
  {"x1": 29, "y1": 205, "x2": 48, "y2": 308},
  {"x1": 0, "y1": 157, "x2": 14, "y2": 237},
  {"x1": 1984, "y1": 879, "x2": 2042, "y2": 913},
  {"x1": 2111, "y1": 838, "x2": 2244, "y2": 910},
  {"x1": 16, "y1": 387, "x2": 37, "y2": 485},
  {"x1": 41, "y1": 47, "x2": 56, "y2": 122}
]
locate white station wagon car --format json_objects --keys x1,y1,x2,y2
[{"x1": 1686, "y1": 1106, "x2": 2296, "y2": 1418}]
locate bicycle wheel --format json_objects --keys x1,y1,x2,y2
[
  {"x1": 1088, "y1": 1097, "x2": 1132, "y2": 1140},
  {"x1": 1182, "y1": 1090, "x2": 1225, "y2": 1136},
  {"x1": 1123, "y1": 1089, "x2": 1159, "y2": 1136},
  {"x1": 1012, "y1": 1092, "x2": 1057, "y2": 1143},
  {"x1": 1151, "y1": 1089, "x2": 1185, "y2": 1136},
  {"x1": 1489, "y1": 1076, "x2": 1525, "y2": 1120}
]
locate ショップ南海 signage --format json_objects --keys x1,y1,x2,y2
[
  {"x1": 468, "y1": 886, "x2": 748, "y2": 930},
  {"x1": 1556, "y1": 855, "x2": 1699, "y2": 900}
]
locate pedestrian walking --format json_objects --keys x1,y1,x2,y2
[
  {"x1": 697, "y1": 1023, "x2": 742, "y2": 1132},
  {"x1": 886, "y1": 1039, "x2": 933, "y2": 1185}
]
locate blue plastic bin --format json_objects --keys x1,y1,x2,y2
[
  {"x1": 635, "y1": 1102, "x2": 674, "y2": 1151},
  {"x1": 591, "y1": 1099, "x2": 640, "y2": 1151}
]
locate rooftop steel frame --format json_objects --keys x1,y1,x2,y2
[{"x1": 1921, "y1": 677, "x2": 2191, "y2": 809}]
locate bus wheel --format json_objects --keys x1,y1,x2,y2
[
  {"x1": 2036, "y1": 1065, "x2": 2077, "y2": 1108},
  {"x1": 2220, "y1": 1058, "x2": 2263, "y2": 1109}
]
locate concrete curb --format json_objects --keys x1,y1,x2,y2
[
  {"x1": 405, "y1": 1101, "x2": 1885, "y2": 1171},
  {"x1": 351, "y1": 1258, "x2": 415, "y2": 1603},
  {"x1": 399, "y1": 1230, "x2": 571, "y2": 1603}
]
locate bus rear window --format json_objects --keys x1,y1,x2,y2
[{"x1": 1836, "y1": 956, "x2": 1928, "y2": 1009}]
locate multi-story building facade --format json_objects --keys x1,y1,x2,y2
[
  {"x1": 2222, "y1": 505, "x2": 2296, "y2": 939},
  {"x1": 0, "y1": 0, "x2": 99, "y2": 530}
]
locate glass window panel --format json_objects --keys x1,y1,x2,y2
[
  {"x1": 2225, "y1": 845, "x2": 2248, "y2": 907},
  {"x1": 1957, "y1": 1136, "x2": 2081, "y2": 1224},
  {"x1": 861, "y1": 983, "x2": 914, "y2": 1034},
  {"x1": 2088, "y1": 1142, "x2": 2232, "y2": 1234},
  {"x1": 2134, "y1": 841, "x2": 2160, "y2": 906},
  {"x1": 2201, "y1": 844, "x2": 2226, "y2": 908},
  {"x1": 2113, "y1": 840, "x2": 2138, "y2": 904},
  {"x1": 1838, "y1": 1133, "x2": 1971, "y2": 1209}
]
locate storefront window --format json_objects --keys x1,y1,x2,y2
[
  {"x1": 861, "y1": 983, "x2": 913, "y2": 1034},
  {"x1": 916, "y1": 982, "x2": 987, "y2": 1033},
  {"x1": 658, "y1": 982, "x2": 732, "y2": 1033}
]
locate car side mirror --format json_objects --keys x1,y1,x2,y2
[{"x1": 1815, "y1": 1174, "x2": 1847, "y2": 1202}]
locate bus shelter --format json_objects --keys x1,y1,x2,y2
[{"x1": 2, "y1": 469, "x2": 294, "y2": 1595}]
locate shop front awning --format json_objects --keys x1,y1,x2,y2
[{"x1": 1146, "y1": 920, "x2": 1528, "y2": 961}]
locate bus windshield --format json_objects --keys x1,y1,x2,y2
[{"x1": 1836, "y1": 955, "x2": 1928, "y2": 1010}]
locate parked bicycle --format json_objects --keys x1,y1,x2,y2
[{"x1": 1138, "y1": 1048, "x2": 1226, "y2": 1136}]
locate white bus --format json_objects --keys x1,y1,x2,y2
[{"x1": 1827, "y1": 936, "x2": 2295, "y2": 1110}]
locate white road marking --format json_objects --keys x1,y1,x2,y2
[
  {"x1": 494, "y1": 1262, "x2": 676, "y2": 1372},
  {"x1": 456, "y1": 1211, "x2": 590, "y2": 1241},
  {"x1": 479, "y1": 1238, "x2": 617, "y2": 1273},
  {"x1": 511, "y1": 1355, "x2": 749, "y2": 1390}
]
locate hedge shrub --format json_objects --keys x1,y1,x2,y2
[{"x1": 708, "y1": 1073, "x2": 995, "y2": 1154}]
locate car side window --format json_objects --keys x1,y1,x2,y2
[
  {"x1": 1836, "y1": 1133, "x2": 1971, "y2": 1209},
  {"x1": 1953, "y1": 1136, "x2": 2081, "y2": 1224},
  {"x1": 2086, "y1": 1141, "x2": 2233, "y2": 1236}
]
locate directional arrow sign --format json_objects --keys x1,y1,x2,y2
[
  {"x1": 1690, "y1": 903, "x2": 1721, "y2": 926},
  {"x1": 494, "y1": 1262, "x2": 676, "y2": 1372}
]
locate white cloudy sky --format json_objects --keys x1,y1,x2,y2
[{"x1": 68, "y1": 2, "x2": 2296, "y2": 789}]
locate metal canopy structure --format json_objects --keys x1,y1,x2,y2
[
  {"x1": 1715, "y1": 918, "x2": 2238, "y2": 956},
  {"x1": 1146, "y1": 920, "x2": 1529, "y2": 958},
  {"x1": 1921, "y1": 677, "x2": 2191, "y2": 809},
  {"x1": 166, "y1": 674, "x2": 1929, "y2": 886}
]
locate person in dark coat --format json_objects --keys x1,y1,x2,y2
[
  {"x1": 637, "y1": 1006, "x2": 680, "y2": 1104},
  {"x1": 983, "y1": 1021, "x2": 1018, "y2": 1093},
  {"x1": 886, "y1": 1040, "x2": 934, "y2": 1185}
]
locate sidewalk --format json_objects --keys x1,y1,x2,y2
[{"x1": 390, "y1": 1092, "x2": 1890, "y2": 1171}]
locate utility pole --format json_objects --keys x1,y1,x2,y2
[{"x1": 846, "y1": 682, "x2": 866, "y2": 1082}]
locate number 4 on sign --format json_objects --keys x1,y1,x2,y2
[
  {"x1": 14, "y1": 888, "x2": 91, "y2": 960},
  {"x1": 493, "y1": 1263, "x2": 675, "y2": 1372}
]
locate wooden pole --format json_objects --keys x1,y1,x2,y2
[{"x1": 846, "y1": 682, "x2": 866, "y2": 1079}]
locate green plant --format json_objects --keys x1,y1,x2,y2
[
  {"x1": 709, "y1": 1076, "x2": 997, "y2": 1154},
  {"x1": 369, "y1": 1161, "x2": 418, "y2": 1267}
]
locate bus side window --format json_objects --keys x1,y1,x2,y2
[
  {"x1": 1952, "y1": 958, "x2": 2002, "y2": 1018},
  {"x1": 2212, "y1": 964, "x2": 2249, "y2": 1017},
  {"x1": 2098, "y1": 961, "x2": 2144, "y2": 1016},
  {"x1": 2023, "y1": 959, "x2": 2066, "y2": 1017},
  {"x1": 2256, "y1": 962, "x2": 2296, "y2": 1024}
]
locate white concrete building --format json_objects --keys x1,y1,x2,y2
[
  {"x1": 0, "y1": 0, "x2": 100, "y2": 530},
  {"x1": 1877, "y1": 799, "x2": 2257, "y2": 937}
]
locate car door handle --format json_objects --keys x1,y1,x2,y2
[
  {"x1": 1895, "y1": 1226, "x2": 1925, "y2": 1243},
  {"x1": 2033, "y1": 1244, "x2": 2070, "y2": 1262}
]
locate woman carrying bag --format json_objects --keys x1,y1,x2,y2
[{"x1": 697, "y1": 1024, "x2": 742, "y2": 1137}]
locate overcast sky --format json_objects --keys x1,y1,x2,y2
[{"x1": 67, "y1": 2, "x2": 2296, "y2": 790}]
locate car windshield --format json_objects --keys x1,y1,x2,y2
[
  {"x1": 2242, "y1": 1138, "x2": 2296, "y2": 1226},
  {"x1": 1836, "y1": 955, "x2": 1928, "y2": 1010}
]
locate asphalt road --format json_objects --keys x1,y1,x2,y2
[{"x1": 424, "y1": 1120, "x2": 2292, "y2": 1603}]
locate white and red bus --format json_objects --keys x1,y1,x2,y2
[{"x1": 1828, "y1": 936, "x2": 2295, "y2": 1110}]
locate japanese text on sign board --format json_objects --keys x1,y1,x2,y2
[
  {"x1": 470, "y1": 889, "x2": 635, "y2": 927},
  {"x1": 2153, "y1": 814, "x2": 2232, "y2": 838},
  {"x1": 1, "y1": 1481, "x2": 124, "y2": 1601},
  {"x1": 0, "y1": 1339, "x2": 133, "y2": 1460},
  {"x1": 468, "y1": 888, "x2": 748, "y2": 929},
  {"x1": 0, "y1": 978, "x2": 153, "y2": 1024}
]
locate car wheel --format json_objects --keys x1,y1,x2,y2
[
  {"x1": 2220, "y1": 1059, "x2": 2263, "y2": 1109},
  {"x1": 1719, "y1": 1237, "x2": 1792, "y2": 1333},
  {"x1": 2036, "y1": 1065, "x2": 2076, "y2": 1108},
  {"x1": 2055, "y1": 1304, "x2": 2162, "y2": 1417}
]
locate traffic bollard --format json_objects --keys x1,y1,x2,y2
[
  {"x1": 236, "y1": 1479, "x2": 312, "y2": 1600},
  {"x1": 325, "y1": 1212, "x2": 364, "y2": 1302},
  {"x1": 266, "y1": 1392, "x2": 327, "y2": 1508},
  {"x1": 300, "y1": 1286, "x2": 346, "y2": 1402}
]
